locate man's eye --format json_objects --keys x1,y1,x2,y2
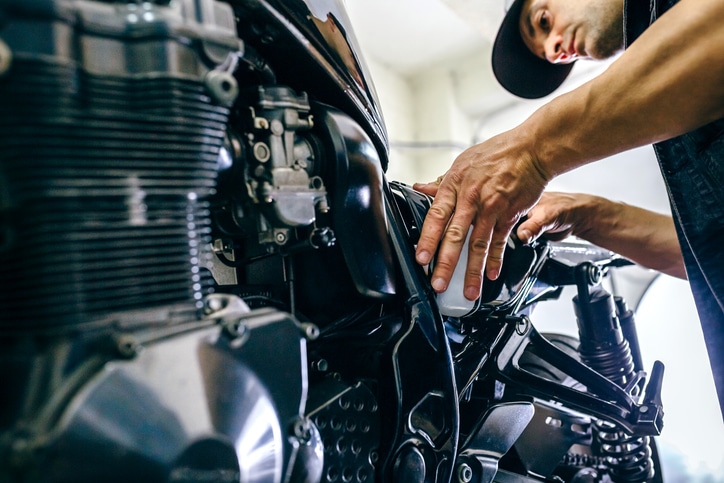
[{"x1": 539, "y1": 12, "x2": 550, "y2": 30}]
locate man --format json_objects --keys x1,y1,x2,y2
[{"x1": 413, "y1": 0, "x2": 724, "y2": 413}]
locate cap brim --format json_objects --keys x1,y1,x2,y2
[{"x1": 492, "y1": 0, "x2": 574, "y2": 99}]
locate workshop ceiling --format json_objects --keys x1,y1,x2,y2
[{"x1": 344, "y1": 0, "x2": 506, "y2": 75}]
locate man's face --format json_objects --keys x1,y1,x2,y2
[{"x1": 518, "y1": 0, "x2": 624, "y2": 64}]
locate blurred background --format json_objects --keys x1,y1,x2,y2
[{"x1": 343, "y1": 0, "x2": 724, "y2": 480}]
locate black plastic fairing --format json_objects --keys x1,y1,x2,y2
[{"x1": 314, "y1": 104, "x2": 396, "y2": 299}]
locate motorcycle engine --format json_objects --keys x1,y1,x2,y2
[
  {"x1": 0, "y1": 1, "x2": 664, "y2": 483},
  {"x1": 0, "y1": 0, "x2": 241, "y2": 328},
  {"x1": 0, "y1": 1, "x2": 322, "y2": 481}
]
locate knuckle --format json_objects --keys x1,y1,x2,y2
[
  {"x1": 490, "y1": 238, "x2": 508, "y2": 251},
  {"x1": 444, "y1": 224, "x2": 468, "y2": 244},
  {"x1": 487, "y1": 247, "x2": 507, "y2": 264},
  {"x1": 433, "y1": 258, "x2": 456, "y2": 273},
  {"x1": 447, "y1": 169, "x2": 466, "y2": 185},
  {"x1": 465, "y1": 267, "x2": 484, "y2": 282},
  {"x1": 487, "y1": 252, "x2": 504, "y2": 263},
  {"x1": 469, "y1": 237, "x2": 490, "y2": 253},
  {"x1": 427, "y1": 203, "x2": 453, "y2": 221}
]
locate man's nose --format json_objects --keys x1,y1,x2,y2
[{"x1": 544, "y1": 35, "x2": 568, "y2": 64}]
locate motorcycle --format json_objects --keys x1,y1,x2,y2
[{"x1": 0, "y1": 0, "x2": 665, "y2": 482}]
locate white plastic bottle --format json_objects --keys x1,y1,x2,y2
[{"x1": 434, "y1": 228, "x2": 482, "y2": 317}]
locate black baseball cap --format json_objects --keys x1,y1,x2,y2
[{"x1": 492, "y1": 0, "x2": 575, "y2": 99}]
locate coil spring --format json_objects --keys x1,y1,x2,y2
[
  {"x1": 579, "y1": 310, "x2": 654, "y2": 482},
  {"x1": 595, "y1": 421, "x2": 654, "y2": 483}
]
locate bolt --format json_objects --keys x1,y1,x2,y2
[
  {"x1": 311, "y1": 227, "x2": 336, "y2": 248},
  {"x1": 292, "y1": 418, "x2": 312, "y2": 443},
  {"x1": 457, "y1": 463, "x2": 473, "y2": 483},
  {"x1": 205, "y1": 295, "x2": 225, "y2": 314},
  {"x1": 223, "y1": 319, "x2": 247, "y2": 339},
  {"x1": 587, "y1": 264, "x2": 603, "y2": 285},
  {"x1": 516, "y1": 315, "x2": 531, "y2": 335},
  {"x1": 312, "y1": 359, "x2": 329, "y2": 372},
  {"x1": 204, "y1": 70, "x2": 238, "y2": 107},
  {"x1": 116, "y1": 335, "x2": 140, "y2": 359},
  {"x1": 316, "y1": 198, "x2": 330, "y2": 214},
  {"x1": 254, "y1": 117, "x2": 269, "y2": 130},
  {"x1": 301, "y1": 323, "x2": 320, "y2": 340}
]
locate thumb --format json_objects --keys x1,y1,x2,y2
[
  {"x1": 413, "y1": 174, "x2": 445, "y2": 197},
  {"x1": 516, "y1": 216, "x2": 545, "y2": 244}
]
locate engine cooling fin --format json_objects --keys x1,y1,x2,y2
[{"x1": 0, "y1": 59, "x2": 228, "y2": 329}]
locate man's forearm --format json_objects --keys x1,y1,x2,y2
[
  {"x1": 514, "y1": 0, "x2": 724, "y2": 182},
  {"x1": 574, "y1": 197, "x2": 685, "y2": 279}
]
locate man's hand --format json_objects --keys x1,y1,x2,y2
[
  {"x1": 516, "y1": 191, "x2": 686, "y2": 279},
  {"x1": 516, "y1": 191, "x2": 591, "y2": 243},
  {"x1": 412, "y1": 131, "x2": 549, "y2": 301}
]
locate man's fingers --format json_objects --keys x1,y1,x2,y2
[
  {"x1": 516, "y1": 216, "x2": 542, "y2": 244},
  {"x1": 517, "y1": 194, "x2": 574, "y2": 243},
  {"x1": 463, "y1": 227, "x2": 490, "y2": 300},
  {"x1": 415, "y1": 193, "x2": 457, "y2": 266},
  {"x1": 412, "y1": 182, "x2": 439, "y2": 197},
  {"x1": 412, "y1": 173, "x2": 446, "y2": 197},
  {"x1": 428, "y1": 221, "x2": 472, "y2": 293},
  {"x1": 484, "y1": 234, "x2": 509, "y2": 282}
]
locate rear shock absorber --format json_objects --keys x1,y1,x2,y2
[{"x1": 573, "y1": 263, "x2": 655, "y2": 483}]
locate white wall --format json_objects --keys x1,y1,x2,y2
[
  {"x1": 367, "y1": 46, "x2": 672, "y2": 214},
  {"x1": 363, "y1": 42, "x2": 497, "y2": 185}
]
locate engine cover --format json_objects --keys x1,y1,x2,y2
[{"x1": 1, "y1": 300, "x2": 317, "y2": 483}]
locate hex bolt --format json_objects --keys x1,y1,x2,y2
[
  {"x1": 312, "y1": 359, "x2": 329, "y2": 372},
  {"x1": 457, "y1": 463, "x2": 473, "y2": 483}
]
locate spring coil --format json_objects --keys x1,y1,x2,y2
[
  {"x1": 595, "y1": 421, "x2": 654, "y2": 483},
  {"x1": 580, "y1": 331, "x2": 654, "y2": 483}
]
